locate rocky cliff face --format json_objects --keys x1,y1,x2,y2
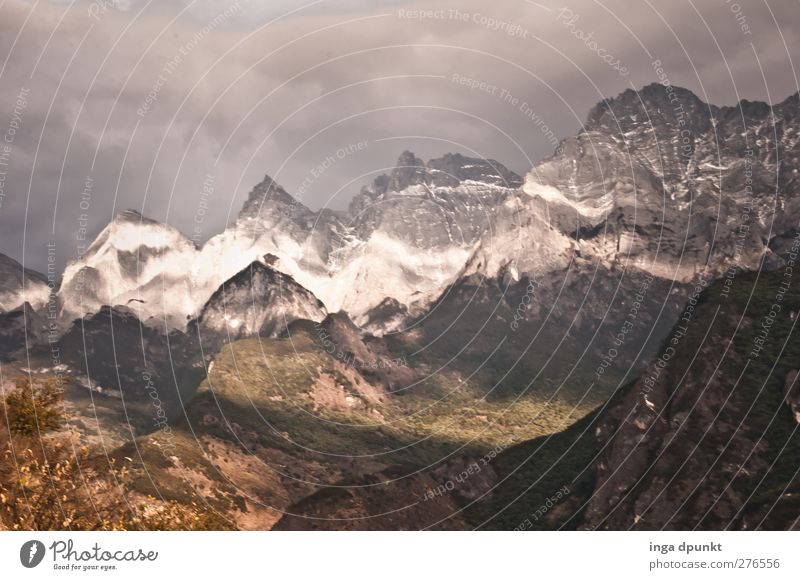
[
  {"x1": 524, "y1": 84, "x2": 799, "y2": 281},
  {"x1": 194, "y1": 258, "x2": 327, "y2": 350},
  {"x1": 579, "y1": 268, "x2": 800, "y2": 530}
]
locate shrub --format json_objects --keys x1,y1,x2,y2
[
  {"x1": 3, "y1": 377, "x2": 64, "y2": 435},
  {"x1": 0, "y1": 435, "x2": 235, "y2": 530},
  {"x1": 0, "y1": 376, "x2": 235, "y2": 531}
]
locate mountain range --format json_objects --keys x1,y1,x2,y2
[{"x1": 1, "y1": 83, "x2": 799, "y2": 530}]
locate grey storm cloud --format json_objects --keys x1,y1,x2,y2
[{"x1": 0, "y1": 0, "x2": 797, "y2": 273}]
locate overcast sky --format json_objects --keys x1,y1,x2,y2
[{"x1": 0, "y1": 0, "x2": 798, "y2": 273}]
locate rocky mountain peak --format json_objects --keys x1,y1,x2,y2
[
  {"x1": 779, "y1": 91, "x2": 800, "y2": 113},
  {"x1": 584, "y1": 83, "x2": 711, "y2": 135},
  {"x1": 194, "y1": 259, "x2": 327, "y2": 349},
  {"x1": 238, "y1": 174, "x2": 310, "y2": 221},
  {"x1": 87, "y1": 208, "x2": 194, "y2": 253},
  {"x1": 58, "y1": 208, "x2": 200, "y2": 328},
  {"x1": 731, "y1": 98, "x2": 771, "y2": 118},
  {"x1": 426, "y1": 152, "x2": 523, "y2": 187},
  {"x1": 364, "y1": 150, "x2": 523, "y2": 196},
  {"x1": 113, "y1": 208, "x2": 159, "y2": 225},
  {"x1": 386, "y1": 150, "x2": 427, "y2": 192}
]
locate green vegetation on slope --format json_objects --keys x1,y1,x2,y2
[{"x1": 188, "y1": 328, "x2": 595, "y2": 469}]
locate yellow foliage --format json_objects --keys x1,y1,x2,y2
[
  {"x1": 0, "y1": 376, "x2": 235, "y2": 531},
  {"x1": 3, "y1": 376, "x2": 64, "y2": 435}
]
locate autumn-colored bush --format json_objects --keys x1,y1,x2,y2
[
  {"x1": 0, "y1": 376, "x2": 235, "y2": 531},
  {"x1": 130, "y1": 500, "x2": 235, "y2": 531},
  {"x1": 0, "y1": 433, "x2": 234, "y2": 530},
  {"x1": 3, "y1": 376, "x2": 64, "y2": 435},
  {"x1": 0, "y1": 436, "x2": 123, "y2": 530}
]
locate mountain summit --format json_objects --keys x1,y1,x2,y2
[
  {"x1": 36, "y1": 85, "x2": 800, "y2": 338},
  {"x1": 364, "y1": 151, "x2": 523, "y2": 194}
]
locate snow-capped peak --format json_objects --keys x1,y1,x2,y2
[{"x1": 58, "y1": 209, "x2": 199, "y2": 328}]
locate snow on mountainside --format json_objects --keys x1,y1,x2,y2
[
  {"x1": 54, "y1": 152, "x2": 525, "y2": 333},
  {"x1": 48, "y1": 85, "x2": 800, "y2": 337},
  {"x1": 521, "y1": 84, "x2": 800, "y2": 280},
  {"x1": 197, "y1": 151, "x2": 524, "y2": 330},
  {"x1": 0, "y1": 253, "x2": 50, "y2": 313},
  {"x1": 58, "y1": 209, "x2": 199, "y2": 328}
]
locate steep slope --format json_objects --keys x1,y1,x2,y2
[
  {"x1": 467, "y1": 263, "x2": 800, "y2": 531},
  {"x1": 581, "y1": 265, "x2": 800, "y2": 530},
  {"x1": 0, "y1": 302, "x2": 49, "y2": 361},
  {"x1": 194, "y1": 257, "x2": 327, "y2": 350},
  {"x1": 399, "y1": 264, "x2": 689, "y2": 406},
  {"x1": 0, "y1": 253, "x2": 50, "y2": 313},
  {"x1": 522, "y1": 84, "x2": 798, "y2": 280},
  {"x1": 54, "y1": 305, "x2": 205, "y2": 424}
]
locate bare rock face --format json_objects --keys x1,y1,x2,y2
[
  {"x1": 362, "y1": 150, "x2": 523, "y2": 194},
  {"x1": 579, "y1": 268, "x2": 800, "y2": 530},
  {"x1": 349, "y1": 151, "x2": 522, "y2": 248},
  {"x1": 194, "y1": 259, "x2": 327, "y2": 351},
  {"x1": 524, "y1": 84, "x2": 800, "y2": 281}
]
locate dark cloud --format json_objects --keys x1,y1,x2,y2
[{"x1": 0, "y1": 0, "x2": 797, "y2": 272}]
